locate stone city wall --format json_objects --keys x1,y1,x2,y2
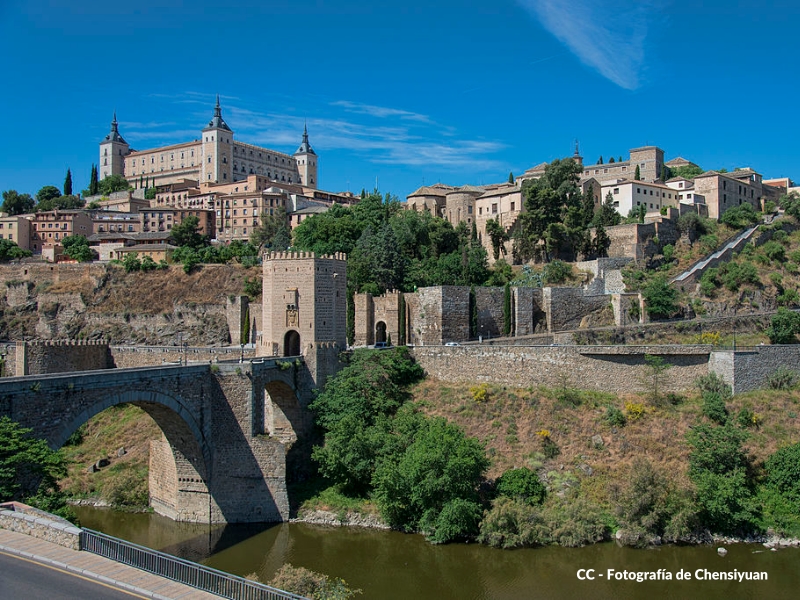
[
  {"x1": 16, "y1": 340, "x2": 114, "y2": 376},
  {"x1": 410, "y1": 345, "x2": 710, "y2": 394},
  {"x1": 512, "y1": 287, "x2": 546, "y2": 337},
  {"x1": 544, "y1": 287, "x2": 613, "y2": 331},
  {"x1": 715, "y1": 345, "x2": 800, "y2": 395},
  {"x1": 0, "y1": 502, "x2": 82, "y2": 550},
  {"x1": 111, "y1": 345, "x2": 257, "y2": 368},
  {"x1": 475, "y1": 287, "x2": 504, "y2": 339}
]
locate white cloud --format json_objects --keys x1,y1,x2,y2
[
  {"x1": 125, "y1": 94, "x2": 507, "y2": 173},
  {"x1": 516, "y1": 0, "x2": 656, "y2": 90}
]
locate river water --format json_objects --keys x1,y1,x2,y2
[{"x1": 74, "y1": 506, "x2": 799, "y2": 599}]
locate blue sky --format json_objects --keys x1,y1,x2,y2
[{"x1": 1, "y1": 0, "x2": 798, "y2": 200}]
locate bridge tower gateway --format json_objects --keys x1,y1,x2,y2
[{"x1": 260, "y1": 251, "x2": 347, "y2": 389}]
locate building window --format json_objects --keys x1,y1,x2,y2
[
  {"x1": 492, "y1": 203, "x2": 498, "y2": 214},
  {"x1": 613, "y1": 188, "x2": 619, "y2": 194}
]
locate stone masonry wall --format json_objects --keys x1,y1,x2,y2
[
  {"x1": 410, "y1": 345, "x2": 710, "y2": 394},
  {"x1": 475, "y1": 287, "x2": 504, "y2": 339},
  {"x1": 512, "y1": 287, "x2": 546, "y2": 337},
  {"x1": 17, "y1": 340, "x2": 114, "y2": 376},
  {"x1": 0, "y1": 502, "x2": 81, "y2": 550},
  {"x1": 727, "y1": 346, "x2": 800, "y2": 395},
  {"x1": 544, "y1": 288, "x2": 612, "y2": 331},
  {"x1": 111, "y1": 346, "x2": 257, "y2": 368}
]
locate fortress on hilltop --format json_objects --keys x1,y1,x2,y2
[{"x1": 100, "y1": 95, "x2": 318, "y2": 190}]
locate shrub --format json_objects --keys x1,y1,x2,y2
[
  {"x1": 777, "y1": 289, "x2": 800, "y2": 307},
  {"x1": 699, "y1": 269, "x2": 720, "y2": 296},
  {"x1": 720, "y1": 204, "x2": 759, "y2": 229},
  {"x1": 719, "y1": 261, "x2": 759, "y2": 291},
  {"x1": 105, "y1": 468, "x2": 149, "y2": 508},
  {"x1": 642, "y1": 277, "x2": 678, "y2": 319},
  {"x1": 539, "y1": 496, "x2": 609, "y2": 547},
  {"x1": 737, "y1": 407, "x2": 760, "y2": 429},
  {"x1": 769, "y1": 272, "x2": 784, "y2": 288},
  {"x1": 269, "y1": 564, "x2": 361, "y2": 600},
  {"x1": 422, "y1": 497, "x2": 484, "y2": 544},
  {"x1": 700, "y1": 234, "x2": 718, "y2": 253},
  {"x1": 762, "y1": 241, "x2": 786, "y2": 263},
  {"x1": 543, "y1": 260, "x2": 572, "y2": 284},
  {"x1": 478, "y1": 497, "x2": 544, "y2": 549},
  {"x1": 495, "y1": 467, "x2": 547, "y2": 506},
  {"x1": 767, "y1": 308, "x2": 800, "y2": 344},
  {"x1": 469, "y1": 383, "x2": 490, "y2": 403},
  {"x1": 695, "y1": 372, "x2": 732, "y2": 398},
  {"x1": 765, "y1": 443, "x2": 800, "y2": 499},
  {"x1": 536, "y1": 430, "x2": 560, "y2": 458},
  {"x1": 767, "y1": 366, "x2": 799, "y2": 390},
  {"x1": 625, "y1": 401, "x2": 645, "y2": 421},
  {"x1": 605, "y1": 406, "x2": 627, "y2": 427},
  {"x1": 662, "y1": 244, "x2": 675, "y2": 262},
  {"x1": 702, "y1": 392, "x2": 729, "y2": 425}
]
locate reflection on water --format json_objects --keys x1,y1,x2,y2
[{"x1": 74, "y1": 507, "x2": 800, "y2": 600}]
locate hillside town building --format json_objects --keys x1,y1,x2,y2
[{"x1": 406, "y1": 144, "x2": 783, "y2": 263}]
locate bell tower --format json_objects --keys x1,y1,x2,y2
[
  {"x1": 293, "y1": 123, "x2": 318, "y2": 189},
  {"x1": 99, "y1": 112, "x2": 130, "y2": 180},
  {"x1": 201, "y1": 95, "x2": 234, "y2": 183}
]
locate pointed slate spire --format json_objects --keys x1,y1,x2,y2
[
  {"x1": 295, "y1": 121, "x2": 316, "y2": 155},
  {"x1": 204, "y1": 94, "x2": 232, "y2": 132},
  {"x1": 103, "y1": 111, "x2": 127, "y2": 144}
]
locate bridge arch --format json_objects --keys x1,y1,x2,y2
[{"x1": 52, "y1": 389, "x2": 213, "y2": 522}]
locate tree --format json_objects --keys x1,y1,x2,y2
[
  {"x1": 642, "y1": 354, "x2": 671, "y2": 406},
  {"x1": 97, "y1": 174, "x2": 131, "y2": 195},
  {"x1": 63, "y1": 169, "x2": 73, "y2": 196},
  {"x1": 514, "y1": 158, "x2": 583, "y2": 262},
  {"x1": 250, "y1": 206, "x2": 291, "y2": 251},
  {"x1": 508, "y1": 171, "x2": 514, "y2": 184},
  {"x1": 373, "y1": 414, "x2": 488, "y2": 543},
  {"x1": 0, "y1": 239, "x2": 32, "y2": 261},
  {"x1": 36, "y1": 185, "x2": 62, "y2": 205},
  {"x1": 91, "y1": 165, "x2": 99, "y2": 194},
  {"x1": 608, "y1": 157, "x2": 615, "y2": 163},
  {"x1": 597, "y1": 156, "x2": 604, "y2": 165},
  {"x1": 0, "y1": 417, "x2": 70, "y2": 518},
  {"x1": 634, "y1": 165, "x2": 641, "y2": 181},
  {"x1": 62, "y1": 235, "x2": 96, "y2": 262},
  {"x1": 642, "y1": 276, "x2": 678, "y2": 319},
  {"x1": 36, "y1": 195, "x2": 85, "y2": 212},
  {"x1": 485, "y1": 218, "x2": 509, "y2": 260},
  {"x1": 170, "y1": 215, "x2": 208, "y2": 249},
  {"x1": 720, "y1": 204, "x2": 759, "y2": 229},
  {"x1": 1, "y1": 190, "x2": 35, "y2": 215},
  {"x1": 593, "y1": 223, "x2": 611, "y2": 258},
  {"x1": 593, "y1": 192, "x2": 621, "y2": 227},
  {"x1": 767, "y1": 308, "x2": 800, "y2": 344},
  {"x1": 495, "y1": 467, "x2": 546, "y2": 505}
]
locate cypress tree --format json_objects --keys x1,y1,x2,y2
[
  {"x1": 634, "y1": 165, "x2": 641, "y2": 181},
  {"x1": 597, "y1": 156, "x2": 604, "y2": 165},
  {"x1": 398, "y1": 293, "x2": 406, "y2": 345},
  {"x1": 471, "y1": 221, "x2": 478, "y2": 242},
  {"x1": 241, "y1": 307, "x2": 251, "y2": 345},
  {"x1": 63, "y1": 168, "x2": 72, "y2": 196},
  {"x1": 508, "y1": 171, "x2": 514, "y2": 184},
  {"x1": 608, "y1": 157, "x2": 615, "y2": 163},
  {"x1": 469, "y1": 286, "x2": 477, "y2": 339},
  {"x1": 503, "y1": 283, "x2": 512, "y2": 336},
  {"x1": 89, "y1": 164, "x2": 99, "y2": 195}
]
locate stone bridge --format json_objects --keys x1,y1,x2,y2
[{"x1": 0, "y1": 358, "x2": 316, "y2": 524}]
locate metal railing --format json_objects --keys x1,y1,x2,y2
[{"x1": 80, "y1": 528, "x2": 305, "y2": 600}]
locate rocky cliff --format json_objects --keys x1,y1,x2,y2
[{"x1": 0, "y1": 263, "x2": 256, "y2": 345}]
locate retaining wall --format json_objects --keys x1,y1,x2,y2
[{"x1": 0, "y1": 502, "x2": 81, "y2": 550}]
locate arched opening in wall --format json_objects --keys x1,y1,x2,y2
[
  {"x1": 375, "y1": 321, "x2": 387, "y2": 344},
  {"x1": 53, "y1": 402, "x2": 209, "y2": 518},
  {"x1": 263, "y1": 381, "x2": 303, "y2": 446},
  {"x1": 284, "y1": 330, "x2": 301, "y2": 356}
]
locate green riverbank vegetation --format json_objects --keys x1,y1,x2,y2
[{"x1": 303, "y1": 349, "x2": 800, "y2": 547}]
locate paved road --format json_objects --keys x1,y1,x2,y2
[{"x1": 0, "y1": 550, "x2": 146, "y2": 599}]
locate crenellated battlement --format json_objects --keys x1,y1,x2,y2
[
  {"x1": 265, "y1": 251, "x2": 347, "y2": 261},
  {"x1": 19, "y1": 339, "x2": 109, "y2": 348}
]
